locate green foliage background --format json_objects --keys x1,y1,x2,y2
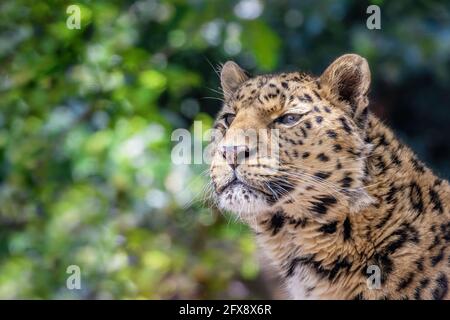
[{"x1": 0, "y1": 0, "x2": 449, "y2": 299}]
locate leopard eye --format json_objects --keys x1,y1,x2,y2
[
  {"x1": 223, "y1": 113, "x2": 236, "y2": 127},
  {"x1": 275, "y1": 113, "x2": 302, "y2": 125}
]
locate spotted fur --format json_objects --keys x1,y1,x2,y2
[{"x1": 209, "y1": 54, "x2": 450, "y2": 299}]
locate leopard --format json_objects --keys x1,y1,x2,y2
[{"x1": 208, "y1": 54, "x2": 450, "y2": 300}]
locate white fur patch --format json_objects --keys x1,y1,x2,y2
[
  {"x1": 285, "y1": 266, "x2": 321, "y2": 300},
  {"x1": 218, "y1": 183, "x2": 270, "y2": 218}
]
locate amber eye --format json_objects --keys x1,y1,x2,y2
[
  {"x1": 223, "y1": 113, "x2": 236, "y2": 127},
  {"x1": 275, "y1": 113, "x2": 302, "y2": 125}
]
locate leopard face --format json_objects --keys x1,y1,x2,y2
[{"x1": 209, "y1": 55, "x2": 372, "y2": 219}]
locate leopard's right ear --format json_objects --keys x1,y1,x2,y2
[
  {"x1": 220, "y1": 61, "x2": 249, "y2": 99},
  {"x1": 319, "y1": 54, "x2": 371, "y2": 130}
]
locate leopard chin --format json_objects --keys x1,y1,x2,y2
[{"x1": 217, "y1": 181, "x2": 271, "y2": 217}]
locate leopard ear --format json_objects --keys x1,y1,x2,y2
[
  {"x1": 319, "y1": 54, "x2": 371, "y2": 129},
  {"x1": 220, "y1": 61, "x2": 249, "y2": 99}
]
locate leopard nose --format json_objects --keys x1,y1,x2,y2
[{"x1": 221, "y1": 145, "x2": 250, "y2": 169}]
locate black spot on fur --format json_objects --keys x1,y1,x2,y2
[
  {"x1": 328, "y1": 257, "x2": 352, "y2": 281},
  {"x1": 441, "y1": 222, "x2": 450, "y2": 242},
  {"x1": 349, "y1": 103, "x2": 357, "y2": 117},
  {"x1": 432, "y1": 274, "x2": 448, "y2": 300},
  {"x1": 431, "y1": 247, "x2": 445, "y2": 267},
  {"x1": 383, "y1": 223, "x2": 420, "y2": 257},
  {"x1": 375, "y1": 253, "x2": 394, "y2": 284},
  {"x1": 356, "y1": 106, "x2": 368, "y2": 129},
  {"x1": 343, "y1": 217, "x2": 352, "y2": 241},
  {"x1": 386, "y1": 185, "x2": 398, "y2": 204},
  {"x1": 281, "y1": 81, "x2": 288, "y2": 89},
  {"x1": 313, "y1": 90, "x2": 322, "y2": 100},
  {"x1": 415, "y1": 257, "x2": 424, "y2": 272},
  {"x1": 339, "y1": 175, "x2": 353, "y2": 188},
  {"x1": 294, "y1": 218, "x2": 308, "y2": 228},
  {"x1": 314, "y1": 171, "x2": 331, "y2": 180},
  {"x1": 408, "y1": 225, "x2": 421, "y2": 244},
  {"x1": 376, "y1": 209, "x2": 394, "y2": 229},
  {"x1": 269, "y1": 210, "x2": 285, "y2": 235},
  {"x1": 409, "y1": 182, "x2": 424, "y2": 215},
  {"x1": 317, "y1": 153, "x2": 330, "y2": 162},
  {"x1": 347, "y1": 148, "x2": 362, "y2": 158},
  {"x1": 286, "y1": 257, "x2": 302, "y2": 277},
  {"x1": 353, "y1": 293, "x2": 365, "y2": 300},
  {"x1": 285, "y1": 255, "x2": 316, "y2": 278},
  {"x1": 300, "y1": 94, "x2": 312, "y2": 102},
  {"x1": 339, "y1": 117, "x2": 352, "y2": 134},
  {"x1": 287, "y1": 138, "x2": 301, "y2": 146},
  {"x1": 414, "y1": 278, "x2": 430, "y2": 299},
  {"x1": 397, "y1": 272, "x2": 415, "y2": 291},
  {"x1": 362, "y1": 162, "x2": 370, "y2": 183},
  {"x1": 428, "y1": 234, "x2": 441, "y2": 250},
  {"x1": 429, "y1": 188, "x2": 444, "y2": 214},
  {"x1": 302, "y1": 152, "x2": 310, "y2": 159},
  {"x1": 411, "y1": 157, "x2": 426, "y2": 173},
  {"x1": 326, "y1": 130, "x2": 337, "y2": 139},
  {"x1": 377, "y1": 134, "x2": 389, "y2": 148},
  {"x1": 333, "y1": 144, "x2": 342, "y2": 153},
  {"x1": 319, "y1": 221, "x2": 338, "y2": 234},
  {"x1": 289, "y1": 254, "x2": 351, "y2": 282},
  {"x1": 315, "y1": 116, "x2": 323, "y2": 124},
  {"x1": 374, "y1": 155, "x2": 387, "y2": 175},
  {"x1": 300, "y1": 127, "x2": 307, "y2": 138},
  {"x1": 304, "y1": 120, "x2": 312, "y2": 129},
  {"x1": 315, "y1": 80, "x2": 322, "y2": 89},
  {"x1": 390, "y1": 152, "x2": 402, "y2": 166},
  {"x1": 385, "y1": 229, "x2": 408, "y2": 255},
  {"x1": 310, "y1": 195, "x2": 337, "y2": 215}
]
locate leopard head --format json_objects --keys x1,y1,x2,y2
[{"x1": 209, "y1": 54, "x2": 373, "y2": 220}]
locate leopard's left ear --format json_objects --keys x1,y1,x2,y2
[{"x1": 319, "y1": 54, "x2": 371, "y2": 129}]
